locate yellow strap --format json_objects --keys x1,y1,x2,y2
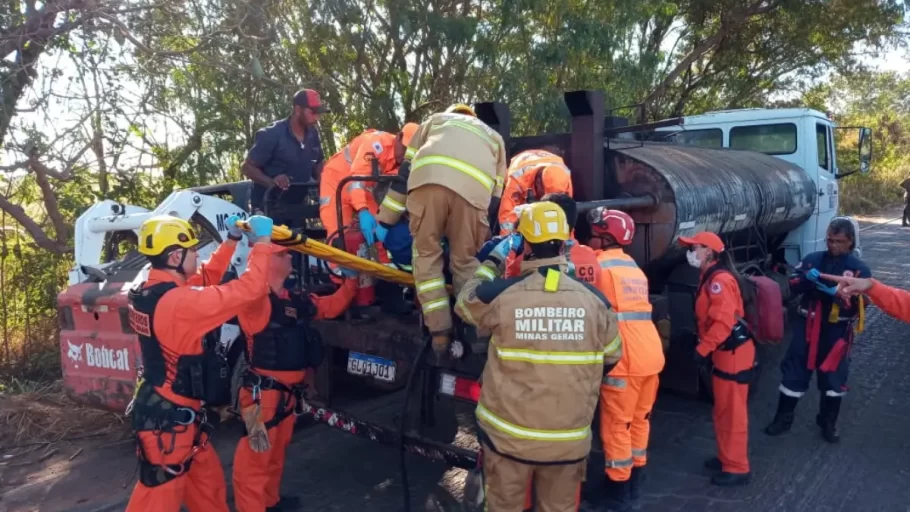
[
  {"x1": 544, "y1": 268, "x2": 560, "y2": 292},
  {"x1": 476, "y1": 404, "x2": 590, "y2": 441},
  {"x1": 829, "y1": 303, "x2": 840, "y2": 323},
  {"x1": 856, "y1": 295, "x2": 865, "y2": 334},
  {"x1": 237, "y1": 222, "x2": 415, "y2": 287}
]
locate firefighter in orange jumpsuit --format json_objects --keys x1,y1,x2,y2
[
  {"x1": 824, "y1": 274, "x2": 910, "y2": 322},
  {"x1": 680, "y1": 231, "x2": 753, "y2": 487},
  {"x1": 375, "y1": 104, "x2": 507, "y2": 359},
  {"x1": 124, "y1": 213, "x2": 274, "y2": 512},
  {"x1": 232, "y1": 245, "x2": 357, "y2": 512},
  {"x1": 318, "y1": 124, "x2": 419, "y2": 240},
  {"x1": 587, "y1": 207, "x2": 665, "y2": 511},
  {"x1": 497, "y1": 148, "x2": 573, "y2": 235}
]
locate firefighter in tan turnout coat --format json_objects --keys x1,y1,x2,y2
[
  {"x1": 455, "y1": 201, "x2": 622, "y2": 512},
  {"x1": 375, "y1": 104, "x2": 508, "y2": 359}
]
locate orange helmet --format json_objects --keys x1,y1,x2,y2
[{"x1": 587, "y1": 207, "x2": 635, "y2": 246}]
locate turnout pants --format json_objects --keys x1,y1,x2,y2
[
  {"x1": 598, "y1": 374, "x2": 660, "y2": 481},
  {"x1": 483, "y1": 446, "x2": 584, "y2": 512},
  {"x1": 125, "y1": 428, "x2": 228, "y2": 512},
  {"x1": 408, "y1": 184, "x2": 490, "y2": 334},
  {"x1": 232, "y1": 387, "x2": 298, "y2": 512}
]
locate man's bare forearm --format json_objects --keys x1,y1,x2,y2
[{"x1": 241, "y1": 159, "x2": 274, "y2": 187}]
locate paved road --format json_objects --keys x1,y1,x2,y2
[{"x1": 3, "y1": 213, "x2": 910, "y2": 512}]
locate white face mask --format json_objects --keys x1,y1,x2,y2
[{"x1": 686, "y1": 249, "x2": 701, "y2": 269}]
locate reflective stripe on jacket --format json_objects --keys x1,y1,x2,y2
[
  {"x1": 454, "y1": 256, "x2": 621, "y2": 463},
  {"x1": 377, "y1": 112, "x2": 507, "y2": 226},
  {"x1": 596, "y1": 248, "x2": 665, "y2": 377}
]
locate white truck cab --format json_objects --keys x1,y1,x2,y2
[{"x1": 655, "y1": 108, "x2": 872, "y2": 265}]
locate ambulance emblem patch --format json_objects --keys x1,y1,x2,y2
[
  {"x1": 710, "y1": 282, "x2": 722, "y2": 294},
  {"x1": 843, "y1": 270, "x2": 854, "y2": 278}
]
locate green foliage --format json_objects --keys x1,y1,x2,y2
[{"x1": 1, "y1": 0, "x2": 909, "y2": 382}]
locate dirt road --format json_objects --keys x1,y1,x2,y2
[{"x1": 3, "y1": 210, "x2": 910, "y2": 512}]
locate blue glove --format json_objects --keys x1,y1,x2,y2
[
  {"x1": 477, "y1": 236, "x2": 507, "y2": 261},
  {"x1": 225, "y1": 214, "x2": 243, "y2": 239},
  {"x1": 247, "y1": 215, "x2": 274, "y2": 238},
  {"x1": 815, "y1": 282, "x2": 838, "y2": 296},
  {"x1": 805, "y1": 268, "x2": 820, "y2": 282},
  {"x1": 488, "y1": 234, "x2": 522, "y2": 263},
  {"x1": 358, "y1": 210, "x2": 377, "y2": 245},
  {"x1": 375, "y1": 223, "x2": 389, "y2": 243}
]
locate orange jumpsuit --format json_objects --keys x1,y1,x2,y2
[
  {"x1": 318, "y1": 130, "x2": 399, "y2": 236},
  {"x1": 865, "y1": 279, "x2": 910, "y2": 322},
  {"x1": 232, "y1": 279, "x2": 357, "y2": 512},
  {"x1": 497, "y1": 150, "x2": 573, "y2": 235},
  {"x1": 595, "y1": 248, "x2": 665, "y2": 482},
  {"x1": 318, "y1": 129, "x2": 376, "y2": 235},
  {"x1": 125, "y1": 240, "x2": 272, "y2": 512},
  {"x1": 694, "y1": 265, "x2": 754, "y2": 475}
]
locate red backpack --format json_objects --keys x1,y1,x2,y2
[{"x1": 741, "y1": 275, "x2": 785, "y2": 344}]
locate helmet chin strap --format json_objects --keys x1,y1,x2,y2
[{"x1": 165, "y1": 248, "x2": 189, "y2": 276}]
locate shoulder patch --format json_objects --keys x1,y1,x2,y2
[
  {"x1": 843, "y1": 270, "x2": 854, "y2": 278},
  {"x1": 710, "y1": 282, "x2": 722, "y2": 294},
  {"x1": 372, "y1": 141, "x2": 383, "y2": 154}
]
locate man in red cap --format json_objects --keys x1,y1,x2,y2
[
  {"x1": 679, "y1": 231, "x2": 754, "y2": 487},
  {"x1": 242, "y1": 89, "x2": 330, "y2": 215},
  {"x1": 232, "y1": 242, "x2": 357, "y2": 512}
]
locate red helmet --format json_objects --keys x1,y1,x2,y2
[{"x1": 587, "y1": 207, "x2": 635, "y2": 245}]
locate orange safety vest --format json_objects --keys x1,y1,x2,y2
[{"x1": 596, "y1": 248, "x2": 665, "y2": 377}]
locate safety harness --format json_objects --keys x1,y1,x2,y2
[
  {"x1": 128, "y1": 382, "x2": 215, "y2": 487},
  {"x1": 699, "y1": 266, "x2": 757, "y2": 384},
  {"x1": 240, "y1": 371, "x2": 307, "y2": 432}
]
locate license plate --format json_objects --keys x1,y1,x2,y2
[{"x1": 346, "y1": 352, "x2": 396, "y2": 382}]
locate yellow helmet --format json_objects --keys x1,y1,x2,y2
[
  {"x1": 137, "y1": 215, "x2": 199, "y2": 256},
  {"x1": 516, "y1": 201, "x2": 570, "y2": 244},
  {"x1": 445, "y1": 103, "x2": 476, "y2": 117}
]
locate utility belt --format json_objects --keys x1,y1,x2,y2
[
  {"x1": 717, "y1": 321, "x2": 753, "y2": 352},
  {"x1": 241, "y1": 370, "x2": 306, "y2": 431},
  {"x1": 128, "y1": 382, "x2": 214, "y2": 488},
  {"x1": 712, "y1": 366, "x2": 755, "y2": 384},
  {"x1": 475, "y1": 422, "x2": 586, "y2": 467},
  {"x1": 797, "y1": 306, "x2": 853, "y2": 324}
]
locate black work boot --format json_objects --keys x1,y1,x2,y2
[
  {"x1": 764, "y1": 392, "x2": 800, "y2": 436},
  {"x1": 603, "y1": 475, "x2": 632, "y2": 512},
  {"x1": 629, "y1": 466, "x2": 644, "y2": 502},
  {"x1": 711, "y1": 471, "x2": 751, "y2": 487},
  {"x1": 816, "y1": 395, "x2": 842, "y2": 443},
  {"x1": 703, "y1": 457, "x2": 722, "y2": 472}
]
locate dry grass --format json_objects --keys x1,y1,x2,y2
[
  {"x1": 839, "y1": 163, "x2": 909, "y2": 215},
  {"x1": 0, "y1": 379, "x2": 126, "y2": 453}
]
